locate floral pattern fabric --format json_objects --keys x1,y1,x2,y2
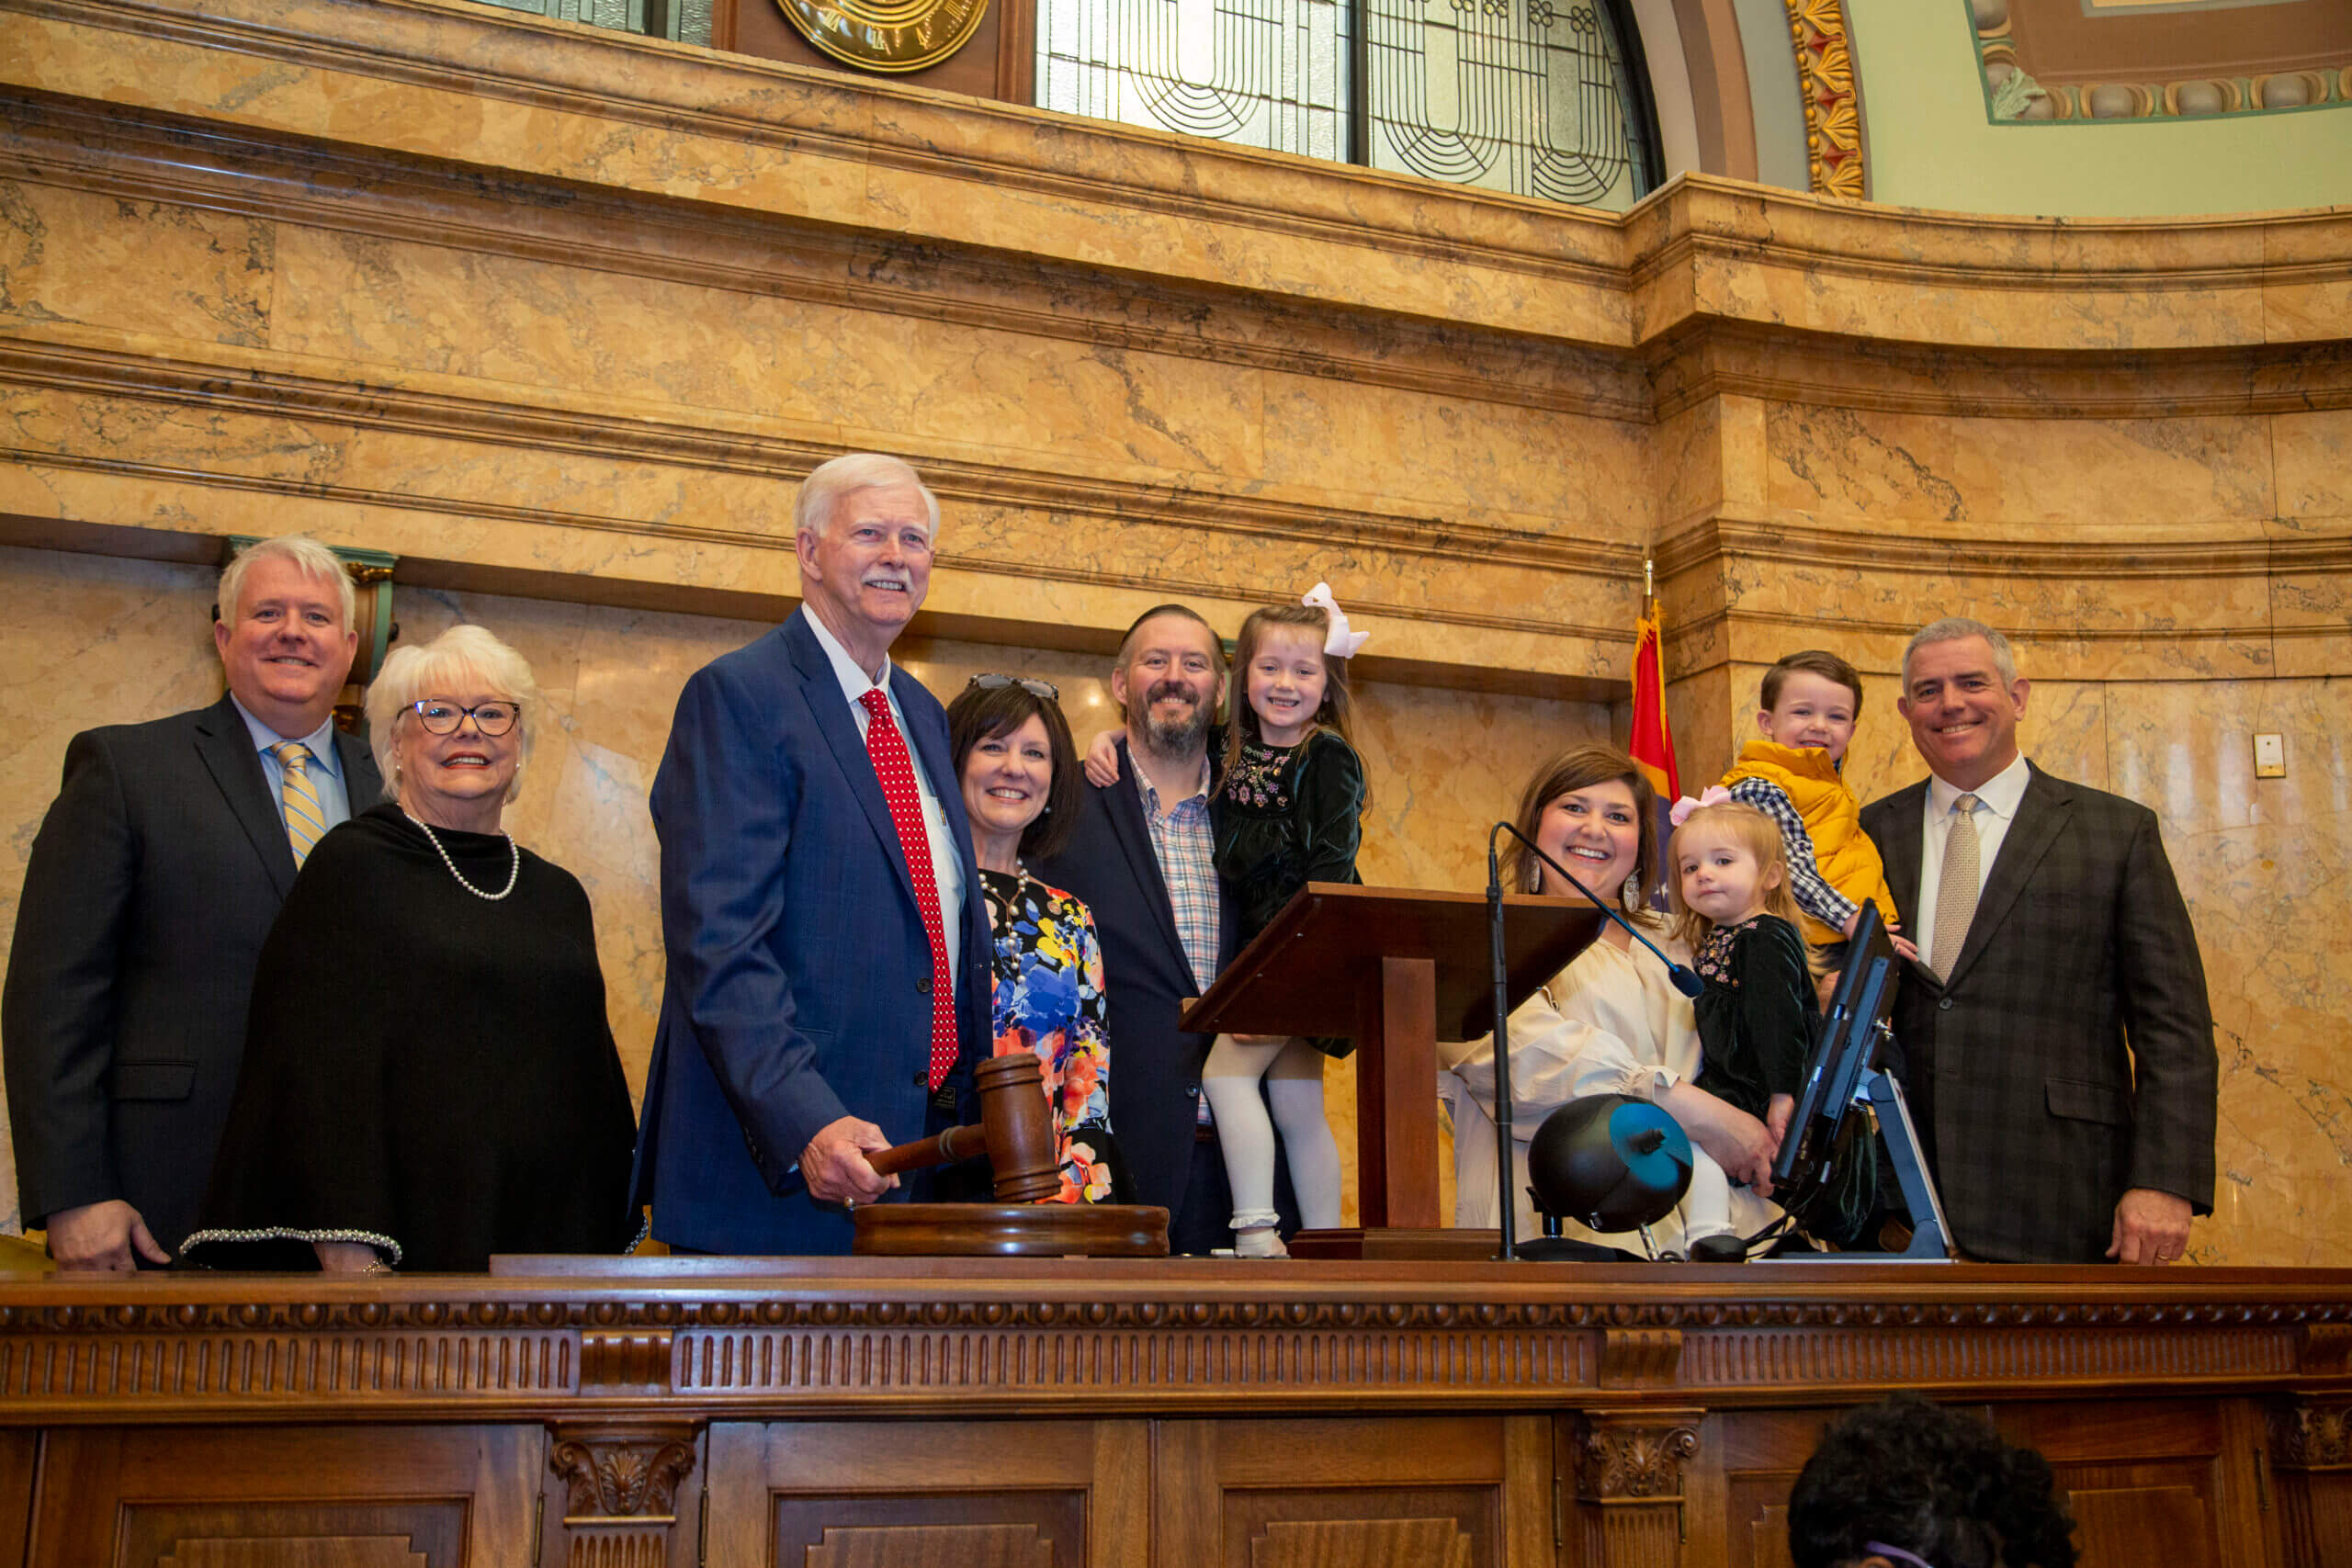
[{"x1": 978, "y1": 867, "x2": 1119, "y2": 1203}]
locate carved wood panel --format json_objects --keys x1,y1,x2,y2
[
  {"x1": 0, "y1": 1429, "x2": 31, "y2": 1568},
  {"x1": 802, "y1": 1522, "x2": 1057, "y2": 1567},
  {"x1": 2062, "y1": 1483, "x2": 2212, "y2": 1568},
  {"x1": 154, "y1": 1534, "x2": 433, "y2": 1568},
  {"x1": 119, "y1": 1505, "x2": 459, "y2": 1568},
  {"x1": 1226, "y1": 1490, "x2": 1496, "y2": 1568},
  {"x1": 775, "y1": 1495, "x2": 1084, "y2": 1568},
  {"x1": 27, "y1": 1425, "x2": 540, "y2": 1566},
  {"x1": 1154, "y1": 1415, "x2": 1545, "y2": 1567},
  {"x1": 703, "y1": 1419, "x2": 1136, "y2": 1568},
  {"x1": 1249, "y1": 1517, "x2": 1474, "y2": 1568}
]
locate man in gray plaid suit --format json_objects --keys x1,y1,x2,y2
[{"x1": 1860, "y1": 618, "x2": 2216, "y2": 1264}]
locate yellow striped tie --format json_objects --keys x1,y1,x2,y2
[{"x1": 270, "y1": 741, "x2": 326, "y2": 866}]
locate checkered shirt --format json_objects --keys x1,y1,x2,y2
[
  {"x1": 1724, "y1": 775, "x2": 1859, "y2": 931},
  {"x1": 1136, "y1": 761, "x2": 1221, "y2": 1126},
  {"x1": 1135, "y1": 762, "x2": 1221, "y2": 992}
]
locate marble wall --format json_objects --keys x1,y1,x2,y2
[
  {"x1": 0, "y1": 544, "x2": 1611, "y2": 1236},
  {"x1": 1, "y1": 0, "x2": 2346, "y2": 1266}
]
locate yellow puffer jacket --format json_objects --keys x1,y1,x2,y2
[{"x1": 1719, "y1": 740, "x2": 1898, "y2": 947}]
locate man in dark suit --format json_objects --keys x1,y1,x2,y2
[
  {"x1": 1036, "y1": 604, "x2": 1292, "y2": 1252},
  {"x1": 632, "y1": 454, "x2": 992, "y2": 1256},
  {"x1": 5, "y1": 536, "x2": 376, "y2": 1269},
  {"x1": 1860, "y1": 617, "x2": 2216, "y2": 1264}
]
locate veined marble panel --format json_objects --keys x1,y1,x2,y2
[
  {"x1": 1254, "y1": 372, "x2": 1652, "y2": 538},
  {"x1": 1762, "y1": 403, "x2": 2277, "y2": 529},
  {"x1": 0, "y1": 180, "x2": 272, "y2": 347}
]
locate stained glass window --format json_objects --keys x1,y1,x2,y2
[
  {"x1": 466, "y1": 0, "x2": 714, "y2": 49},
  {"x1": 1038, "y1": 0, "x2": 1656, "y2": 208}
]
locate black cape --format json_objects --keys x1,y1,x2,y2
[{"x1": 184, "y1": 804, "x2": 638, "y2": 1271}]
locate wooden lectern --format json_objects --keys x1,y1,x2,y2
[{"x1": 1182, "y1": 885, "x2": 1604, "y2": 1258}]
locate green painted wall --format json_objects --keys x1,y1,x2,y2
[{"x1": 1848, "y1": 0, "x2": 2352, "y2": 218}]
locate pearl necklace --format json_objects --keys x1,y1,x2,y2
[{"x1": 401, "y1": 807, "x2": 520, "y2": 901}]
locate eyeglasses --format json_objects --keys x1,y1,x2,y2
[
  {"x1": 408, "y1": 699, "x2": 520, "y2": 736},
  {"x1": 967, "y1": 673, "x2": 1060, "y2": 701}
]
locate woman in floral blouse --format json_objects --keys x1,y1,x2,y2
[{"x1": 947, "y1": 674, "x2": 1125, "y2": 1203}]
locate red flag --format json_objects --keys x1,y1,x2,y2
[{"x1": 1629, "y1": 601, "x2": 1679, "y2": 801}]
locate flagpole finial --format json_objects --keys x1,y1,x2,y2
[{"x1": 1644, "y1": 557, "x2": 1655, "y2": 604}]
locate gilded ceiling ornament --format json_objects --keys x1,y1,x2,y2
[
  {"x1": 1782, "y1": 0, "x2": 1866, "y2": 198},
  {"x1": 776, "y1": 0, "x2": 989, "y2": 73}
]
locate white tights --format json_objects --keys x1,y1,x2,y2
[{"x1": 1203, "y1": 1034, "x2": 1342, "y2": 1232}]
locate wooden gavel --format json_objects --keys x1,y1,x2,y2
[{"x1": 864, "y1": 1053, "x2": 1062, "y2": 1202}]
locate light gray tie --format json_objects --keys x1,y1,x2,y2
[{"x1": 1931, "y1": 794, "x2": 1981, "y2": 981}]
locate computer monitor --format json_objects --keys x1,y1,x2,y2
[{"x1": 1771, "y1": 902, "x2": 1900, "y2": 1201}]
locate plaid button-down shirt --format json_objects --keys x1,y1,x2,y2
[{"x1": 1136, "y1": 759, "x2": 1221, "y2": 1125}]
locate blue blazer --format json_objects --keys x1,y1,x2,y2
[{"x1": 631, "y1": 610, "x2": 993, "y2": 1255}]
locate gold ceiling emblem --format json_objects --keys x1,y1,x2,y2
[{"x1": 776, "y1": 0, "x2": 989, "y2": 73}]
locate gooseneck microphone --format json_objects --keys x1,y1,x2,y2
[{"x1": 1492, "y1": 820, "x2": 1705, "y2": 999}]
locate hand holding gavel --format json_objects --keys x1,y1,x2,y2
[{"x1": 859, "y1": 1053, "x2": 1062, "y2": 1203}]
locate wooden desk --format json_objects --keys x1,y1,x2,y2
[{"x1": 1, "y1": 1260, "x2": 2346, "y2": 1567}]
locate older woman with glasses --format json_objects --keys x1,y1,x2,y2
[
  {"x1": 183, "y1": 625, "x2": 637, "y2": 1272},
  {"x1": 947, "y1": 673, "x2": 1125, "y2": 1203}
]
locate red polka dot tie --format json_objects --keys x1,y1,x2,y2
[{"x1": 860, "y1": 689, "x2": 957, "y2": 1091}]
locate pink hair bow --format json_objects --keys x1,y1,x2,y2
[
  {"x1": 1301, "y1": 582, "x2": 1370, "y2": 659},
  {"x1": 1668, "y1": 785, "x2": 1732, "y2": 827}
]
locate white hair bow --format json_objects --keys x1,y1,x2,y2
[{"x1": 1301, "y1": 582, "x2": 1370, "y2": 659}]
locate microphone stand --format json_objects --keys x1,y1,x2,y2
[
  {"x1": 1493, "y1": 820, "x2": 1704, "y2": 1000},
  {"x1": 1487, "y1": 824, "x2": 1518, "y2": 1262},
  {"x1": 1479, "y1": 818, "x2": 1704, "y2": 1268}
]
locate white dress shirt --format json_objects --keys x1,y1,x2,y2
[
  {"x1": 1913, "y1": 750, "x2": 2032, "y2": 976},
  {"x1": 802, "y1": 607, "x2": 964, "y2": 987}
]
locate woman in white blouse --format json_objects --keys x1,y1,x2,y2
[{"x1": 1441, "y1": 745, "x2": 1781, "y2": 1254}]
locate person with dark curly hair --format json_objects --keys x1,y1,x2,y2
[{"x1": 1786, "y1": 1394, "x2": 2078, "y2": 1568}]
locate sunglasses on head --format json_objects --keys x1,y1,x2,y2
[{"x1": 967, "y1": 673, "x2": 1060, "y2": 701}]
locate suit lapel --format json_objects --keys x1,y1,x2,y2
[
  {"x1": 1102, "y1": 738, "x2": 1189, "y2": 967},
  {"x1": 1944, "y1": 762, "x2": 2069, "y2": 989},
  {"x1": 333, "y1": 728, "x2": 383, "y2": 810},
  {"x1": 787, "y1": 614, "x2": 922, "y2": 912},
  {"x1": 193, "y1": 695, "x2": 299, "y2": 899},
  {"x1": 1869, "y1": 778, "x2": 1937, "y2": 993},
  {"x1": 1877, "y1": 780, "x2": 1927, "y2": 923}
]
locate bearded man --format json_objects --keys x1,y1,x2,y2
[{"x1": 1037, "y1": 604, "x2": 1290, "y2": 1250}]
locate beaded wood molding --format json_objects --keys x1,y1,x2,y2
[
  {"x1": 2, "y1": 1270, "x2": 2348, "y2": 1418},
  {"x1": 1782, "y1": 0, "x2": 1865, "y2": 198}
]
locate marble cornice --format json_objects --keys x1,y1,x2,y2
[
  {"x1": 12, "y1": 0, "x2": 2352, "y2": 365},
  {"x1": 6, "y1": 88, "x2": 2342, "y2": 437},
  {"x1": 0, "y1": 336, "x2": 1642, "y2": 595},
  {"x1": 1645, "y1": 320, "x2": 2352, "y2": 421},
  {"x1": 1628, "y1": 175, "x2": 2352, "y2": 298},
  {"x1": 0, "y1": 0, "x2": 1634, "y2": 332},
  {"x1": 0, "y1": 89, "x2": 1655, "y2": 423},
  {"x1": 1654, "y1": 515, "x2": 2352, "y2": 585}
]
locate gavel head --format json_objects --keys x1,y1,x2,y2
[{"x1": 973, "y1": 1053, "x2": 1064, "y2": 1202}]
